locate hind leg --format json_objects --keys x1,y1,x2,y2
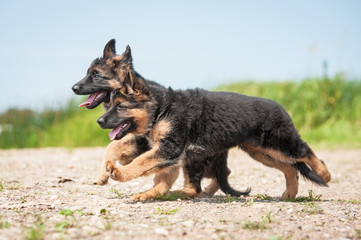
[
  {"x1": 278, "y1": 164, "x2": 299, "y2": 200},
  {"x1": 170, "y1": 155, "x2": 205, "y2": 198},
  {"x1": 171, "y1": 167, "x2": 201, "y2": 198},
  {"x1": 201, "y1": 167, "x2": 231, "y2": 197},
  {"x1": 241, "y1": 144, "x2": 299, "y2": 200}
]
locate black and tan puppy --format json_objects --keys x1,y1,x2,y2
[
  {"x1": 72, "y1": 40, "x2": 236, "y2": 200},
  {"x1": 97, "y1": 56, "x2": 331, "y2": 200}
]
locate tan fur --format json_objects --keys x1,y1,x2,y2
[
  {"x1": 149, "y1": 120, "x2": 171, "y2": 142},
  {"x1": 170, "y1": 167, "x2": 199, "y2": 198},
  {"x1": 108, "y1": 79, "x2": 121, "y2": 90},
  {"x1": 201, "y1": 168, "x2": 231, "y2": 197},
  {"x1": 298, "y1": 154, "x2": 331, "y2": 183},
  {"x1": 97, "y1": 136, "x2": 181, "y2": 201},
  {"x1": 132, "y1": 166, "x2": 180, "y2": 201},
  {"x1": 97, "y1": 135, "x2": 139, "y2": 185},
  {"x1": 106, "y1": 143, "x2": 164, "y2": 181},
  {"x1": 201, "y1": 180, "x2": 219, "y2": 197},
  {"x1": 128, "y1": 109, "x2": 149, "y2": 135},
  {"x1": 241, "y1": 143, "x2": 299, "y2": 200}
]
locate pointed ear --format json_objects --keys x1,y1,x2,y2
[
  {"x1": 103, "y1": 39, "x2": 116, "y2": 58},
  {"x1": 121, "y1": 45, "x2": 133, "y2": 66},
  {"x1": 109, "y1": 45, "x2": 133, "y2": 69},
  {"x1": 119, "y1": 70, "x2": 135, "y2": 95},
  {"x1": 120, "y1": 71, "x2": 150, "y2": 98}
]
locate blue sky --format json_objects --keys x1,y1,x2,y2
[{"x1": 0, "y1": 0, "x2": 360, "y2": 112}]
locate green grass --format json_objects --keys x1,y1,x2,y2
[
  {"x1": 154, "y1": 207, "x2": 179, "y2": 215},
  {"x1": 58, "y1": 209, "x2": 75, "y2": 217},
  {"x1": 243, "y1": 212, "x2": 272, "y2": 230},
  {"x1": 1, "y1": 75, "x2": 361, "y2": 149},
  {"x1": 216, "y1": 75, "x2": 361, "y2": 149},
  {"x1": 285, "y1": 190, "x2": 322, "y2": 202},
  {"x1": 26, "y1": 217, "x2": 45, "y2": 240},
  {"x1": 0, "y1": 218, "x2": 10, "y2": 229},
  {"x1": 154, "y1": 191, "x2": 184, "y2": 201},
  {"x1": 301, "y1": 202, "x2": 324, "y2": 215}
]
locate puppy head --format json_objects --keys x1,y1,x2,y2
[
  {"x1": 72, "y1": 39, "x2": 135, "y2": 109},
  {"x1": 97, "y1": 71, "x2": 153, "y2": 140}
]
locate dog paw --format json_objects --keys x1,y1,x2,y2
[
  {"x1": 281, "y1": 189, "x2": 297, "y2": 200},
  {"x1": 132, "y1": 192, "x2": 153, "y2": 201},
  {"x1": 170, "y1": 189, "x2": 199, "y2": 199},
  {"x1": 105, "y1": 161, "x2": 118, "y2": 181},
  {"x1": 96, "y1": 175, "x2": 109, "y2": 186}
]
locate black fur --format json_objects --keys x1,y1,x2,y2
[
  {"x1": 100, "y1": 69, "x2": 328, "y2": 196},
  {"x1": 72, "y1": 39, "x2": 245, "y2": 197},
  {"x1": 294, "y1": 162, "x2": 328, "y2": 186}
]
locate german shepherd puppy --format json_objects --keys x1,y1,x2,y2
[
  {"x1": 97, "y1": 53, "x2": 331, "y2": 200},
  {"x1": 72, "y1": 40, "x2": 237, "y2": 200}
]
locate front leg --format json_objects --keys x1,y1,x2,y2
[
  {"x1": 106, "y1": 144, "x2": 174, "y2": 182},
  {"x1": 97, "y1": 134, "x2": 145, "y2": 185},
  {"x1": 132, "y1": 166, "x2": 180, "y2": 201}
]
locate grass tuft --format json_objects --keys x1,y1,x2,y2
[
  {"x1": 286, "y1": 190, "x2": 322, "y2": 202},
  {"x1": 154, "y1": 207, "x2": 179, "y2": 215},
  {"x1": 155, "y1": 191, "x2": 185, "y2": 201}
]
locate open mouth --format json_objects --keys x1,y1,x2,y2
[
  {"x1": 109, "y1": 121, "x2": 132, "y2": 140},
  {"x1": 79, "y1": 91, "x2": 108, "y2": 109}
]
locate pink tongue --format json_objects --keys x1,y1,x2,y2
[
  {"x1": 109, "y1": 124, "x2": 124, "y2": 140},
  {"x1": 79, "y1": 93, "x2": 98, "y2": 107}
]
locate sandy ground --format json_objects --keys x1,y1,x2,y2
[{"x1": 0, "y1": 147, "x2": 360, "y2": 240}]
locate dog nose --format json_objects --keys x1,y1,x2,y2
[
  {"x1": 72, "y1": 84, "x2": 80, "y2": 94},
  {"x1": 97, "y1": 117, "x2": 105, "y2": 127}
]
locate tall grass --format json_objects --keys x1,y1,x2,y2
[
  {"x1": 216, "y1": 75, "x2": 361, "y2": 148},
  {"x1": 0, "y1": 75, "x2": 360, "y2": 149},
  {"x1": 0, "y1": 98, "x2": 108, "y2": 149}
]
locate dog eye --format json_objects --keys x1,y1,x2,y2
[{"x1": 117, "y1": 105, "x2": 122, "y2": 110}]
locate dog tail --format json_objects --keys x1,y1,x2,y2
[
  {"x1": 216, "y1": 159, "x2": 251, "y2": 197},
  {"x1": 293, "y1": 162, "x2": 328, "y2": 187}
]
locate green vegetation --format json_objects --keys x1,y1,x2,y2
[
  {"x1": 155, "y1": 191, "x2": 185, "y2": 201},
  {"x1": 217, "y1": 75, "x2": 361, "y2": 148},
  {"x1": 253, "y1": 193, "x2": 272, "y2": 200},
  {"x1": 0, "y1": 98, "x2": 108, "y2": 149},
  {"x1": 285, "y1": 190, "x2": 322, "y2": 202},
  {"x1": 109, "y1": 188, "x2": 123, "y2": 198},
  {"x1": 243, "y1": 212, "x2": 273, "y2": 230},
  {"x1": 26, "y1": 217, "x2": 45, "y2": 240},
  {"x1": 301, "y1": 202, "x2": 324, "y2": 215},
  {"x1": 58, "y1": 209, "x2": 75, "y2": 217},
  {"x1": 154, "y1": 207, "x2": 179, "y2": 215},
  {"x1": 338, "y1": 199, "x2": 361, "y2": 205},
  {"x1": 0, "y1": 218, "x2": 10, "y2": 229},
  {"x1": 1, "y1": 75, "x2": 360, "y2": 149}
]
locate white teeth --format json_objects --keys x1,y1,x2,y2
[{"x1": 95, "y1": 92, "x2": 106, "y2": 101}]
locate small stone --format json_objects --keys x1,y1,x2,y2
[
  {"x1": 50, "y1": 195, "x2": 58, "y2": 201},
  {"x1": 211, "y1": 233, "x2": 218, "y2": 239},
  {"x1": 154, "y1": 227, "x2": 168, "y2": 236},
  {"x1": 181, "y1": 220, "x2": 195, "y2": 228},
  {"x1": 52, "y1": 233, "x2": 61, "y2": 239},
  {"x1": 53, "y1": 199, "x2": 61, "y2": 205}
]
